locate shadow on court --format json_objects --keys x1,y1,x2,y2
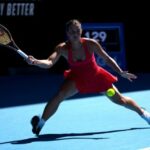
[{"x1": 1, "y1": 127, "x2": 150, "y2": 144}]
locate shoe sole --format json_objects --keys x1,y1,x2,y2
[{"x1": 31, "y1": 116, "x2": 40, "y2": 135}]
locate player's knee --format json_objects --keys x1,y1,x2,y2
[
  {"x1": 57, "y1": 90, "x2": 68, "y2": 99},
  {"x1": 119, "y1": 96, "x2": 128, "y2": 106},
  {"x1": 114, "y1": 96, "x2": 127, "y2": 106}
]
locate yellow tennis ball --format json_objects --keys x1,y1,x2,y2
[{"x1": 106, "y1": 88, "x2": 115, "y2": 97}]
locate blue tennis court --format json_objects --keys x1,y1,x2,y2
[{"x1": 0, "y1": 73, "x2": 150, "y2": 150}]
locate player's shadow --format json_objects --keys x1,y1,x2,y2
[{"x1": 0, "y1": 127, "x2": 150, "y2": 144}]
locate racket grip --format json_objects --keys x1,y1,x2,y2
[{"x1": 17, "y1": 49, "x2": 28, "y2": 60}]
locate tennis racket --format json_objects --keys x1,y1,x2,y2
[{"x1": 0, "y1": 24, "x2": 28, "y2": 60}]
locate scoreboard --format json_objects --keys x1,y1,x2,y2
[{"x1": 82, "y1": 23, "x2": 126, "y2": 71}]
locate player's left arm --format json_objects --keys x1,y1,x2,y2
[{"x1": 89, "y1": 39, "x2": 137, "y2": 81}]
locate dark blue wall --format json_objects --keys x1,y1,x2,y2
[{"x1": 0, "y1": 0, "x2": 150, "y2": 75}]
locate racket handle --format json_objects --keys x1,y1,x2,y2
[{"x1": 17, "y1": 49, "x2": 28, "y2": 60}]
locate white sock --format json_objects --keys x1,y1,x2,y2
[
  {"x1": 37, "y1": 118, "x2": 45, "y2": 129},
  {"x1": 141, "y1": 110, "x2": 150, "y2": 124}
]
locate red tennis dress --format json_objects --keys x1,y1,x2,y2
[{"x1": 64, "y1": 38, "x2": 118, "y2": 93}]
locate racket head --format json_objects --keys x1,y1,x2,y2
[
  {"x1": 0, "y1": 24, "x2": 28, "y2": 60},
  {"x1": 0, "y1": 24, "x2": 19, "y2": 50},
  {"x1": 0, "y1": 24, "x2": 13, "y2": 45}
]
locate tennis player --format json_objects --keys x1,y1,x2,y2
[{"x1": 27, "y1": 19, "x2": 150, "y2": 136}]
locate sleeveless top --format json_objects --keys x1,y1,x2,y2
[{"x1": 64, "y1": 38, "x2": 118, "y2": 93}]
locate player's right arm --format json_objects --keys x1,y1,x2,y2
[{"x1": 27, "y1": 43, "x2": 65, "y2": 69}]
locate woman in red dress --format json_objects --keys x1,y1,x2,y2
[{"x1": 27, "y1": 19, "x2": 150, "y2": 136}]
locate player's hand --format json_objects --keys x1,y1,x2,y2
[
  {"x1": 26, "y1": 55, "x2": 37, "y2": 65},
  {"x1": 120, "y1": 71, "x2": 137, "y2": 82}
]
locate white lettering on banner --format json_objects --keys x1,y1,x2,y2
[
  {"x1": 6, "y1": 3, "x2": 34, "y2": 16},
  {"x1": 0, "y1": 3, "x2": 5, "y2": 16}
]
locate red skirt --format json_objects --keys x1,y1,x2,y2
[{"x1": 64, "y1": 66, "x2": 118, "y2": 94}]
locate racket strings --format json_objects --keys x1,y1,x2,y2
[{"x1": 0, "y1": 31, "x2": 11, "y2": 45}]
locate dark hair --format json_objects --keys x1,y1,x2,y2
[{"x1": 65, "y1": 19, "x2": 81, "y2": 31}]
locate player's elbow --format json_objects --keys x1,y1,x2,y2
[{"x1": 47, "y1": 59, "x2": 53, "y2": 68}]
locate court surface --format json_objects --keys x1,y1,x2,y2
[{"x1": 1, "y1": 90, "x2": 150, "y2": 150}]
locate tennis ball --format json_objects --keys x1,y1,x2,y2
[{"x1": 106, "y1": 88, "x2": 115, "y2": 97}]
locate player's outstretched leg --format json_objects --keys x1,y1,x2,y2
[
  {"x1": 105, "y1": 85, "x2": 150, "y2": 125},
  {"x1": 31, "y1": 79, "x2": 78, "y2": 136}
]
